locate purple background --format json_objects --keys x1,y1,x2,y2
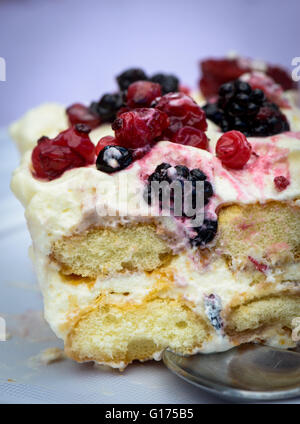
[{"x1": 0, "y1": 0, "x2": 299, "y2": 126}]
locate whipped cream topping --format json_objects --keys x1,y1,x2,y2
[{"x1": 11, "y1": 133, "x2": 300, "y2": 254}]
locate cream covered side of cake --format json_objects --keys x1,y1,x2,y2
[{"x1": 10, "y1": 102, "x2": 300, "y2": 369}]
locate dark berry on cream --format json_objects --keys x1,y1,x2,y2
[
  {"x1": 96, "y1": 145, "x2": 133, "y2": 173},
  {"x1": 190, "y1": 219, "x2": 218, "y2": 247},
  {"x1": 203, "y1": 79, "x2": 290, "y2": 137},
  {"x1": 204, "y1": 294, "x2": 223, "y2": 331}
]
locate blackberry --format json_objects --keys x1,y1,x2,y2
[
  {"x1": 203, "y1": 180, "x2": 213, "y2": 205},
  {"x1": 148, "y1": 162, "x2": 172, "y2": 183},
  {"x1": 189, "y1": 169, "x2": 212, "y2": 205},
  {"x1": 252, "y1": 101, "x2": 290, "y2": 136},
  {"x1": 146, "y1": 164, "x2": 213, "y2": 212},
  {"x1": 150, "y1": 73, "x2": 179, "y2": 94},
  {"x1": 91, "y1": 93, "x2": 124, "y2": 123},
  {"x1": 174, "y1": 165, "x2": 190, "y2": 180},
  {"x1": 189, "y1": 168, "x2": 207, "y2": 182},
  {"x1": 190, "y1": 219, "x2": 218, "y2": 247},
  {"x1": 117, "y1": 68, "x2": 148, "y2": 91},
  {"x1": 203, "y1": 79, "x2": 289, "y2": 137},
  {"x1": 202, "y1": 103, "x2": 224, "y2": 126},
  {"x1": 96, "y1": 145, "x2": 132, "y2": 173}
]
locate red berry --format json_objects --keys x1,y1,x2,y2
[
  {"x1": 200, "y1": 59, "x2": 249, "y2": 98},
  {"x1": 66, "y1": 103, "x2": 101, "y2": 129},
  {"x1": 117, "y1": 106, "x2": 131, "y2": 117},
  {"x1": 155, "y1": 93, "x2": 207, "y2": 138},
  {"x1": 216, "y1": 130, "x2": 252, "y2": 169},
  {"x1": 248, "y1": 256, "x2": 268, "y2": 273},
  {"x1": 95, "y1": 136, "x2": 118, "y2": 156},
  {"x1": 171, "y1": 126, "x2": 208, "y2": 150},
  {"x1": 112, "y1": 108, "x2": 169, "y2": 149},
  {"x1": 274, "y1": 175, "x2": 290, "y2": 191},
  {"x1": 266, "y1": 65, "x2": 297, "y2": 91},
  {"x1": 126, "y1": 81, "x2": 161, "y2": 108},
  {"x1": 32, "y1": 125, "x2": 95, "y2": 180},
  {"x1": 179, "y1": 84, "x2": 191, "y2": 95}
]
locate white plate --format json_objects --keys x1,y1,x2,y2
[{"x1": 0, "y1": 128, "x2": 298, "y2": 404}]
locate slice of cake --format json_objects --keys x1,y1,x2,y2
[{"x1": 11, "y1": 67, "x2": 300, "y2": 369}]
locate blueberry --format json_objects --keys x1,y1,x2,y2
[
  {"x1": 117, "y1": 68, "x2": 148, "y2": 91},
  {"x1": 96, "y1": 145, "x2": 132, "y2": 173},
  {"x1": 94, "y1": 93, "x2": 124, "y2": 123},
  {"x1": 190, "y1": 219, "x2": 218, "y2": 247},
  {"x1": 150, "y1": 73, "x2": 179, "y2": 94},
  {"x1": 204, "y1": 294, "x2": 223, "y2": 331}
]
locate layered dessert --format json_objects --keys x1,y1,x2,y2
[{"x1": 11, "y1": 64, "x2": 300, "y2": 369}]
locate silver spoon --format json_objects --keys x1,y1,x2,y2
[{"x1": 163, "y1": 344, "x2": 300, "y2": 401}]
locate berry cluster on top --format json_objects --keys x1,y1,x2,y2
[
  {"x1": 66, "y1": 68, "x2": 180, "y2": 128},
  {"x1": 144, "y1": 163, "x2": 217, "y2": 247},
  {"x1": 96, "y1": 91, "x2": 208, "y2": 173},
  {"x1": 199, "y1": 57, "x2": 297, "y2": 99},
  {"x1": 31, "y1": 124, "x2": 95, "y2": 180},
  {"x1": 203, "y1": 80, "x2": 289, "y2": 137}
]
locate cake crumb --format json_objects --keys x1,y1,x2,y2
[{"x1": 32, "y1": 347, "x2": 66, "y2": 365}]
